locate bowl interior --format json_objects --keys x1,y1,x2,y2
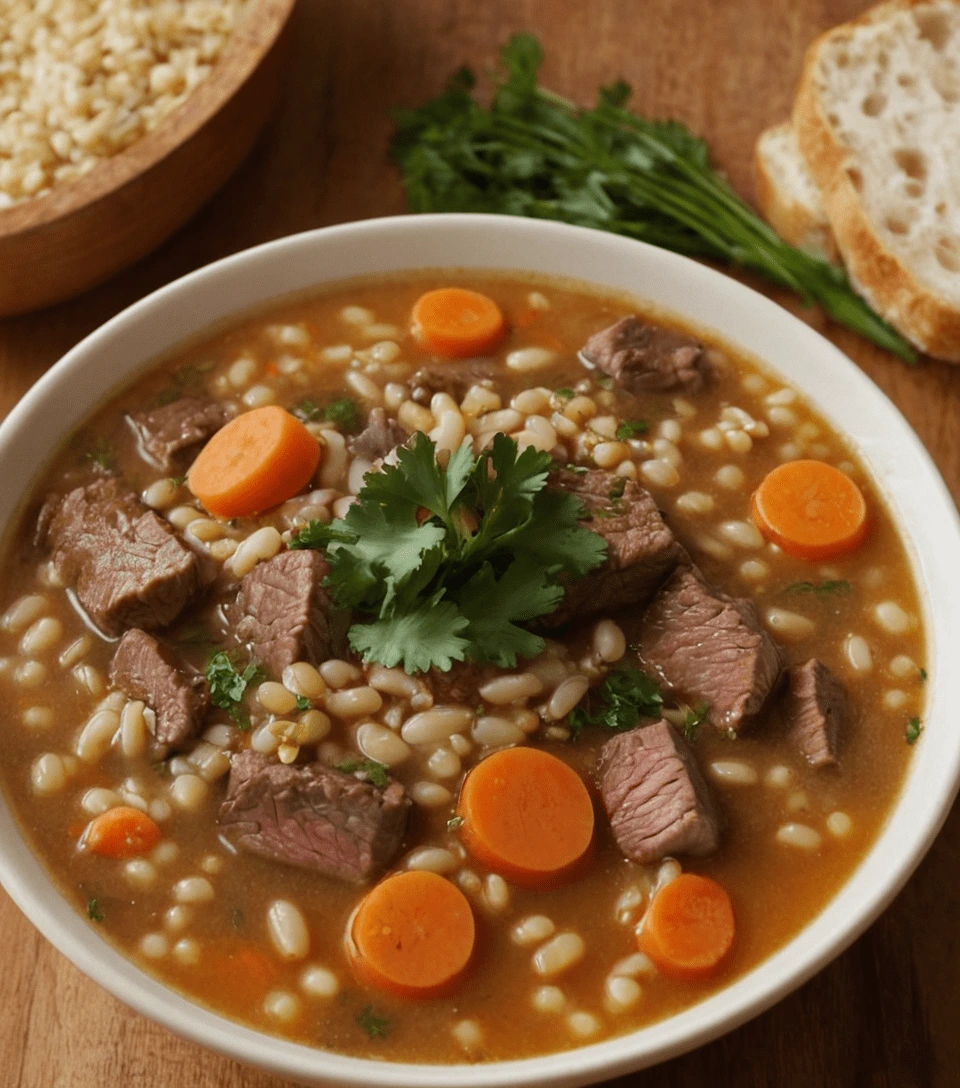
[{"x1": 1, "y1": 214, "x2": 958, "y2": 1088}]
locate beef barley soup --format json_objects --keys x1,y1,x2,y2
[{"x1": 0, "y1": 272, "x2": 925, "y2": 1062}]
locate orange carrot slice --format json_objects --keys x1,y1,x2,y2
[
  {"x1": 750, "y1": 459, "x2": 868, "y2": 561},
  {"x1": 81, "y1": 806, "x2": 162, "y2": 860},
  {"x1": 411, "y1": 288, "x2": 506, "y2": 358},
  {"x1": 348, "y1": 870, "x2": 475, "y2": 999},
  {"x1": 457, "y1": 747, "x2": 594, "y2": 888},
  {"x1": 638, "y1": 873, "x2": 735, "y2": 979},
  {"x1": 188, "y1": 405, "x2": 321, "y2": 518}
]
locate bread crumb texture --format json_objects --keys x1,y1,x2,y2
[{"x1": 0, "y1": 0, "x2": 251, "y2": 207}]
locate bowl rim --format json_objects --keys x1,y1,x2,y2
[
  {"x1": 0, "y1": 0, "x2": 295, "y2": 238},
  {"x1": 1, "y1": 212, "x2": 959, "y2": 1088}
]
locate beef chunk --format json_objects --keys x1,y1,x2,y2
[
  {"x1": 40, "y1": 479, "x2": 204, "y2": 637},
  {"x1": 582, "y1": 316, "x2": 713, "y2": 395},
  {"x1": 234, "y1": 549, "x2": 343, "y2": 676},
  {"x1": 537, "y1": 468, "x2": 683, "y2": 629},
  {"x1": 110, "y1": 629, "x2": 208, "y2": 750},
  {"x1": 349, "y1": 407, "x2": 407, "y2": 461},
  {"x1": 218, "y1": 751, "x2": 410, "y2": 882},
  {"x1": 128, "y1": 397, "x2": 230, "y2": 472},
  {"x1": 782, "y1": 658, "x2": 849, "y2": 767},
  {"x1": 410, "y1": 360, "x2": 497, "y2": 406},
  {"x1": 634, "y1": 567, "x2": 783, "y2": 734},
  {"x1": 598, "y1": 720, "x2": 719, "y2": 864}
]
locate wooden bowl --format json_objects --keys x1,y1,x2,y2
[{"x1": 0, "y1": 0, "x2": 296, "y2": 318}]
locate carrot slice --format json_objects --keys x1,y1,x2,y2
[
  {"x1": 188, "y1": 405, "x2": 321, "y2": 518},
  {"x1": 637, "y1": 873, "x2": 735, "y2": 980},
  {"x1": 750, "y1": 459, "x2": 868, "y2": 561},
  {"x1": 348, "y1": 870, "x2": 475, "y2": 999},
  {"x1": 457, "y1": 747, "x2": 594, "y2": 888},
  {"x1": 81, "y1": 806, "x2": 162, "y2": 860},
  {"x1": 411, "y1": 288, "x2": 506, "y2": 358}
]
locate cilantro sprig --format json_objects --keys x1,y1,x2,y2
[
  {"x1": 292, "y1": 396, "x2": 363, "y2": 433},
  {"x1": 206, "y1": 652, "x2": 266, "y2": 728},
  {"x1": 337, "y1": 759, "x2": 390, "y2": 788},
  {"x1": 356, "y1": 1006, "x2": 391, "y2": 1038},
  {"x1": 569, "y1": 668, "x2": 663, "y2": 735},
  {"x1": 295, "y1": 432, "x2": 606, "y2": 673},
  {"x1": 391, "y1": 34, "x2": 916, "y2": 363}
]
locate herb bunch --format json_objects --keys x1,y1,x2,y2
[
  {"x1": 391, "y1": 34, "x2": 916, "y2": 363},
  {"x1": 291, "y1": 432, "x2": 607, "y2": 673}
]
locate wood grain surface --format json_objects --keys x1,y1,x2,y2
[{"x1": 1, "y1": 1, "x2": 957, "y2": 1085}]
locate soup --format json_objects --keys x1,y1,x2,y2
[{"x1": 0, "y1": 272, "x2": 925, "y2": 1063}]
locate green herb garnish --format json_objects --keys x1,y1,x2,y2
[
  {"x1": 82, "y1": 438, "x2": 116, "y2": 472},
  {"x1": 206, "y1": 652, "x2": 266, "y2": 729},
  {"x1": 607, "y1": 478, "x2": 626, "y2": 500},
  {"x1": 906, "y1": 716, "x2": 923, "y2": 745},
  {"x1": 919, "y1": 668, "x2": 928, "y2": 682},
  {"x1": 616, "y1": 420, "x2": 650, "y2": 440},
  {"x1": 682, "y1": 701, "x2": 710, "y2": 742},
  {"x1": 322, "y1": 397, "x2": 363, "y2": 433},
  {"x1": 356, "y1": 1006, "x2": 391, "y2": 1039},
  {"x1": 555, "y1": 387, "x2": 575, "y2": 400},
  {"x1": 391, "y1": 34, "x2": 916, "y2": 364},
  {"x1": 569, "y1": 667, "x2": 663, "y2": 735},
  {"x1": 783, "y1": 580, "x2": 852, "y2": 596},
  {"x1": 295, "y1": 694, "x2": 311, "y2": 711},
  {"x1": 293, "y1": 433, "x2": 606, "y2": 673},
  {"x1": 289, "y1": 520, "x2": 331, "y2": 550},
  {"x1": 169, "y1": 475, "x2": 187, "y2": 488},
  {"x1": 447, "y1": 815, "x2": 465, "y2": 832},
  {"x1": 87, "y1": 897, "x2": 105, "y2": 923},
  {"x1": 337, "y1": 759, "x2": 390, "y2": 789}
]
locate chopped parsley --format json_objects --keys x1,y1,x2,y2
[
  {"x1": 554, "y1": 387, "x2": 575, "y2": 400},
  {"x1": 295, "y1": 694, "x2": 311, "y2": 711},
  {"x1": 682, "y1": 701, "x2": 710, "y2": 742},
  {"x1": 87, "y1": 897, "x2": 105, "y2": 923},
  {"x1": 356, "y1": 1005, "x2": 391, "y2": 1039},
  {"x1": 919, "y1": 668, "x2": 928, "y2": 682},
  {"x1": 169, "y1": 475, "x2": 187, "y2": 488},
  {"x1": 206, "y1": 652, "x2": 266, "y2": 729},
  {"x1": 783, "y1": 580, "x2": 852, "y2": 596},
  {"x1": 82, "y1": 437, "x2": 116, "y2": 472},
  {"x1": 607, "y1": 478, "x2": 626, "y2": 501},
  {"x1": 337, "y1": 759, "x2": 390, "y2": 788},
  {"x1": 289, "y1": 432, "x2": 607, "y2": 673},
  {"x1": 565, "y1": 463, "x2": 588, "y2": 475},
  {"x1": 447, "y1": 815, "x2": 465, "y2": 832},
  {"x1": 569, "y1": 668, "x2": 663, "y2": 735},
  {"x1": 595, "y1": 375, "x2": 614, "y2": 390},
  {"x1": 906, "y1": 716, "x2": 923, "y2": 745},
  {"x1": 292, "y1": 396, "x2": 364, "y2": 433},
  {"x1": 615, "y1": 420, "x2": 649, "y2": 440},
  {"x1": 288, "y1": 520, "x2": 330, "y2": 550}
]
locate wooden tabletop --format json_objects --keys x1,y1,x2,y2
[{"x1": 2, "y1": 1, "x2": 957, "y2": 1084}]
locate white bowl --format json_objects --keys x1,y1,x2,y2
[{"x1": 1, "y1": 214, "x2": 958, "y2": 1087}]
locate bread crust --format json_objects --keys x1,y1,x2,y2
[
  {"x1": 754, "y1": 123, "x2": 838, "y2": 263},
  {"x1": 793, "y1": 0, "x2": 960, "y2": 361}
]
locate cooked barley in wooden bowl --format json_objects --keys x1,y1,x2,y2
[{"x1": 0, "y1": 0, "x2": 296, "y2": 317}]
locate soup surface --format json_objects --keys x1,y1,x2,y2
[{"x1": 0, "y1": 272, "x2": 926, "y2": 1063}]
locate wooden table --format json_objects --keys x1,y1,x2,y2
[{"x1": 2, "y1": 1, "x2": 957, "y2": 1084}]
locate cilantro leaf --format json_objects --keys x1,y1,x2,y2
[
  {"x1": 447, "y1": 815, "x2": 465, "y2": 831},
  {"x1": 362, "y1": 431, "x2": 474, "y2": 528},
  {"x1": 206, "y1": 652, "x2": 265, "y2": 728},
  {"x1": 555, "y1": 387, "x2": 575, "y2": 400},
  {"x1": 87, "y1": 897, "x2": 105, "y2": 923},
  {"x1": 509, "y1": 489, "x2": 609, "y2": 577},
  {"x1": 906, "y1": 716, "x2": 923, "y2": 745},
  {"x1": 356, "y1": 1006, "x2": 391, "y2": 1039},
  {"x1": 295, "y1": 695, "x2": 311, "y2": 711},
  {"x1": 288, "y1": 519, "x2": 348, "y2": 550},
  {"x1": 456, "y1": 559, "x2": 558, "y2": 666},
  {"x1": 322, "y1": 397, "x2": 363, "y2": 433},
  {"x1": 570, "y1": 668, "x2": 663, "y2": 735},
  {"x1": 337, "y1": 759, "x2": 390, "y2": 788},
  {"x1": 348, "y1": 596, "x2": 471, "y2": 673}
]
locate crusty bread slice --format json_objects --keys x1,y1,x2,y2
[
  {"x1": 794, "y1": 0, "x2": 960, "y2": 361},
  {"x1": 754, "y1": 122, "x2": 837, "y2": 262}
]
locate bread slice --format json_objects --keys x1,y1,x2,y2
[
  {"x1": 754, "y1": 122, "x2": 837, "y2": 262},
  {"x1": 794, "y1": 0, "x2": 960, "y2": 361}
]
